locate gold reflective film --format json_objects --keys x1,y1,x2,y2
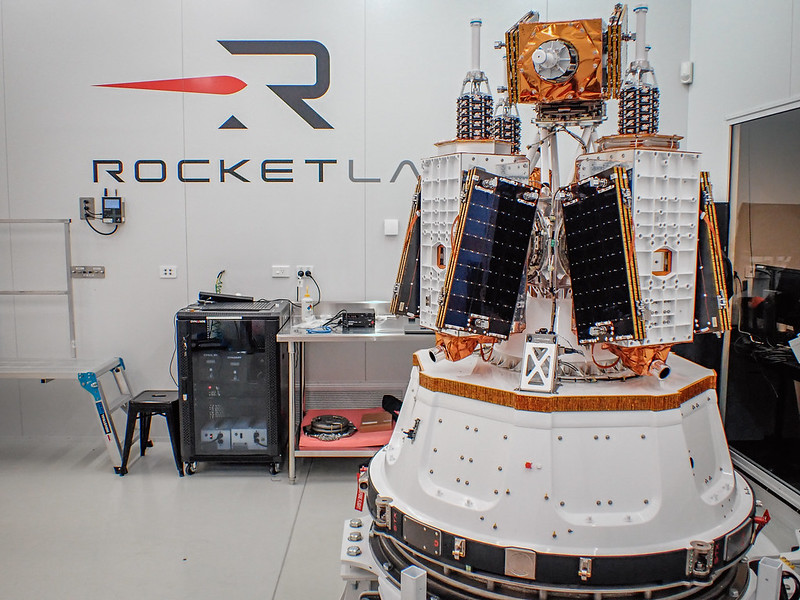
[{"x1": 515, "y1": 19, "x2": 604, "y2": 104}]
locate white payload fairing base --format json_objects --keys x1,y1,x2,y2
[{"x1": 344, "y1": 350, "x2": 756, "y2": 600}]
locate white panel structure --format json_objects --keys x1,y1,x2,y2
[
  {"x1": 419, "y1": 144, "x2": 528, "y2": 330},
  {"x1": 578, "y1": 149, "x2": 700, "y2": 345},
  {"x1": 519, "y1": 337, "x2": 557, "y2": 392}
]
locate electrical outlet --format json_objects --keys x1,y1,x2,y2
[
  {"x1": 79, "y1": 197, "x2": 95, "y2": 220},
  {"x1": 159, "y1": 265, "x2": 177, "y2": 279},
  {"x1": 271, "y1": 265, "x2": 291, "y2": 278},
  {"x1": 296, "y1": 265, "x2": 314, "y2": 277},
  {"x1": 71, "y1": 265, "x2": 105, "y2": 279}
]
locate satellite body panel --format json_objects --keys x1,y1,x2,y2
[
  {"x1": 418, "y1": 143, "x2": 529, "y2": 332},
  {"x1": 575, "y1": 149, "x2": 701, "y2": 346}
]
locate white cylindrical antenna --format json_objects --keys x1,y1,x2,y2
[
  {"x1": 634, "y1": 5, "x2": 648, "y2": 63},
  {"x1": 470, "y1": 19, "x2": 482, "y2": 72}
]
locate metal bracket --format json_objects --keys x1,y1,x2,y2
[
  {"x1": 505, "y1": 548, "x2": 537, "y2": 580},
  {"x1": 578, "y1": 557, "x2": 592, "y2": 581},
  {"x1": 453, "y1": 537, "x2": 467, "y2": 560},
  {"x1": 403, "y1": 418, "x2": 421, "y2": 442},
  {"x1": 686, "y1": 540, "x2": 714, "y2": 578},
  {"x1": 375, "y1": 496, "x2": 393, "y2": 528},
  {"x1": 520, "y1": 334, "x2": 558, "y2": 392}
]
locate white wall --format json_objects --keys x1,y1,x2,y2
[
  {"x1": 1, "y1": 0, "x2": 690, "y2": 438},
  {"x1": 687, "y1": 0, "x2": 800, "y2": 202}
]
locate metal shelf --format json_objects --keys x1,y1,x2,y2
[
  {"x1": 0, "y1": 219, "x2": 76, "y2": 357},
  {"x1": 277, "y1": 303, "x2": 434, "y2": 483}
]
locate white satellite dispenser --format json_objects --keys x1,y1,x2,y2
[{"x1": 343, "y1": 6, "x2": 770, "y2": 600}]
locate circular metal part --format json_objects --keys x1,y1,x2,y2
[
  {"x1": 370, "y1": 531, "x2": 751, "y2": 600},
  {"x1": 349, "y1": 518, "x2": 363, "y2": 528},
  {"x1": 649, "y1": 359, "x2": 671, "y2": 379},
  {"x1": 302, "y1": 414, "x2": 356, "y2": 441},
  {"x1": 348, "y1": 532, "x2": 363, "y2": 542},
  {"x1": 346, "y1": 545, "x2": 362, "y2": 557},
  {"x1": 532, "y1": 39, "x2": 579, "y2": 82}
]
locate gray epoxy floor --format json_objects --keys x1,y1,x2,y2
[{"x1": 0, "y1": 437, "x2": 365, "y2": 599}]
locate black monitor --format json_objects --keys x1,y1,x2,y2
[{"x1": 740, "y1": 264, "x2": 800, "y2": 345}]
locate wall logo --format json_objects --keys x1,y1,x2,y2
[
  {"x1": 96, "y1": 40, "x2": 332, "y2": 129},
  {"x1": 92, "y1": 38, "x2": 421, "y2": 185}
]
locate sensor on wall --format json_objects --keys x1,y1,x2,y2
[
  {"x1": 101, "y1": 189, "x2": 125, "y2": 223},
  {"x1": 680, "y1": 61, "x2": 694, "y2": 84}
]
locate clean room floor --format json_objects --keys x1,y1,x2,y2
[
  {"x1": 0, "y1": 437, "x2": 365, "y2": 600},
  {"x1": 4, "y1": 437, "x2": 799, "y2": 600}
]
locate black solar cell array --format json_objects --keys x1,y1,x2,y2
[
  {"x1": 562, "y1": 167, "x2": 643, "y2": 344},
  {"x1": 437, "y1": 168, "x2": 538, "y2": 339},
  {"x1": 390, "y1": 178, "x2": 422, "y2": 317},
  {"x1": 694, "y1": 171, "x2": 730, "y2": 334}
]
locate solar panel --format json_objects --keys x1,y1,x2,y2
[
  {"x1": 694, "y1": 171, "x2": 730, "y2": 333},
  {"x1": 390, "y1": 178, "x2": 422, "y2": 316},
  {"x1": 562, "y1": 166, "x2": 644, "y2": 344},
  {"x1": 437, "y1": 168, "x2": 538, "y2": 339}
]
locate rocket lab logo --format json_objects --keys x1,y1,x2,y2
[
  {"x1": 97, "y1": 40, "x2": 332, "y2": 129},
  {"x1": 91, "y1": 38, "x2": 419, "y2": 185}
]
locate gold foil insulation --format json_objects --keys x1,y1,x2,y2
[
  {"x1": 603, "y1": 343, "x2": 671, "y2": 377},
  {"x1": 613, "y1": 166, "x2": 646, "y2": 340},
  {"x1": 513, "y1": 19, "x2": 604, "y2": 104},
  {"x1": 606, "y1": 4, "x2": 627, "y2": 99},
  {"x1": 505, "y1": 5, "x2": 624, "y2": 106},
  {"x1": 528, "y1": 167, "x2": 543, "y2": 190},
  {"x1": 389, "y1": 176, "x2": 421, "y2": 315},
  {"x1": 596, "y1": 133, "x2": 683, "y2": 151},
  {"x1": 436, "y1": 172, "x2": 476, "y2": 332},
  {"x1": 699, "y1": 171, "x2": 731, "y2": 331},
  {"x1": 434, "y1": 332, "x2": 496, "y2": 362},
  {"x1": 418, "y1": 369, "x2": 716, "y2": 412}
]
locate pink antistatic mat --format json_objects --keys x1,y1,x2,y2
[{"x1": 299, "y1": 408, "x2": 394, "y2": 450}]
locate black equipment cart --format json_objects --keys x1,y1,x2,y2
[{"x1": 176, "y1": 300, "x2": 291, "y2": 475}]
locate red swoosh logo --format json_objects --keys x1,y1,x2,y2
[{"x1": 96, "y1": 75, "x2": 246, "y2": 95}]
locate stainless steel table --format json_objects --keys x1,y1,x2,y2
[
  {"x1": 276, "y1": 302, "x2": 434, "y2": 483},
  {"x1": 0, "y1": 357, "x2": 133, "y2": 472}
]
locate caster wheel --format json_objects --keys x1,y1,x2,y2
[
  {"x1": 269, "y1": 463, "x2": 281, "y2": 475},
  {"x1": 185, "y1": 462, "x2": 197, "y2": 475}
]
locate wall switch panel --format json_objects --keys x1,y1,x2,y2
[
  {"x1": 384, "y1": 218, "x2": 399, "y2": 236},
  {"x1": 271, "y1": 265, "x2": 291, "y2": 278}
]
